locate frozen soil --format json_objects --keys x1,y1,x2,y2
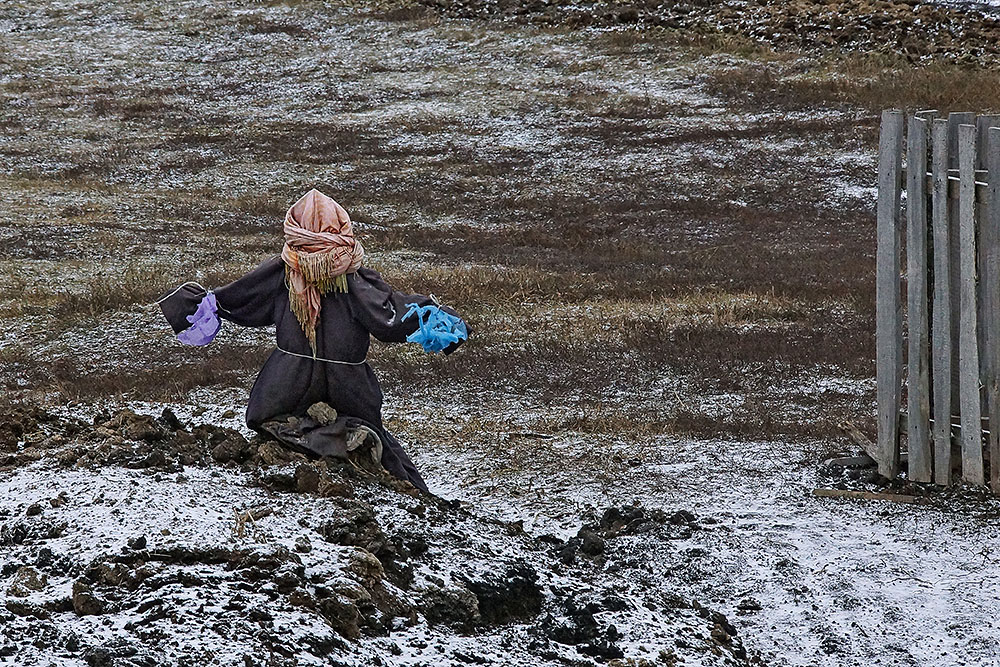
[
  {"x1": 399, "y1": 393, "x2": 1000, "y2": 666},
  {"x1": 3, "y1": 0, "x2": 1000, "y2": 666},
  {"x1": 0, "y1": 404, "x2": 755, "y2": 667}
]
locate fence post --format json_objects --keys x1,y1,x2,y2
[
  {"x1": 976, "y1": 115, "x2": 1000, "y2": 418},
  {"x1": 876, "y1": 110, "x2": 904, "y2": 479},
  {"x1": 906, "y1": 115, "x2": 932, "y2": 482},
  {"x1": 958, "y1": 123, "x2": 985, "y2": 485},
  {"x1": 987, "y1": 126, "x2": 1000, "y2": 493},
  {"x1": 948, "y1": 113, "x2": 976, "y2": 415},
  {"x1": 931, "y1": 119, "x2": 953, "y2": 486},
  {"x1": 975, "y1": 115, "x2": 1000, "y2": 170}
]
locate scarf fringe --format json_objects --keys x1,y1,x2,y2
[
  {"x1": 296, "y1": 250, "x2": 351, "y2": 294},
  {"x1": 286, "y1": 263, "x2": 350, "y2": 356}
]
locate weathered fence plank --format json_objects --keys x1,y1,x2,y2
[
  {"x1": 947, "y1": 113, "x2": 974, "y2": 413},
  {"x1": 987, "y1": 126, "x2": 1000, "y2": 493},
  {"x1": 976, "y1": 115, "x2": 1000, "y2": 415},
  {"x1": 958, "y1": 123, "x2": 985, "y2": 485},
  {"x1": 948, "y1": 113, "x2": 976, "y2": 166},
  {"x1": 906, "y1": 115, "x2": 932, "y2": 482},
  {"x1": 976, "y1": 115, "x2": 1000, "y2": 169},
  {"x1": 931, "y1": 118, "x2": 953, "y2": 486},
  {"x1": 876, "y1": 110, "x2": 904, "y2": 479}
]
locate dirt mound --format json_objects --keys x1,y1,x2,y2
[
  {"x1": 0, "y1": 405, "x2": 760, "y2": 665},
  {"x1": 0, "y1": 403, "x2": 404, "y2": 491}
]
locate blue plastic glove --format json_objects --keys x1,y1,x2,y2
[{"x1": 401, "y1": 303, "x2": 468, "y2": 353}]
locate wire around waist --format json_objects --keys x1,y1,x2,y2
[{"x1": 275, "y1": 345, "x2": 367, "y2": 366}]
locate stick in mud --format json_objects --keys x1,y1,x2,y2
[
  {"x1": 837, "y1": 420, "x2": 878, "y2": 462},
  {"x1": 232, "y1": 505, "x2": 273, "y2": 540},
  {"x1": 811, "y1": 489, "x2": 930, "y2": 505}
]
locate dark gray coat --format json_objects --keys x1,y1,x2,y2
[{"x1": 160, "y1": 256, "x2": 466, "y2": 491}]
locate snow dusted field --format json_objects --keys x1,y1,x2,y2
[
  {"x1": 4, "y1": 0, "x2": 1000, "y2": 665},
  {"x1": 410, "y1": 398, "x2": 1000, "y2": 666},
  {"x1": 0, "y1": 405, "x2": 757, "y2": 666},
  {"x1": 6, "y1": 396, "x2": 1000, "y2": 665}
]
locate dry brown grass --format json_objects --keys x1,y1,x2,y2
[
  {"x1": 0, "y1": 261, "x2": 258, "y2": 324},
  {"x1": 369, "y1": 300, "x2": 871, "y2": 402},
  {"x1": 374, "y1": 205, "x2": 876, "y2": 304},
  {"x1": 555, "y1": 404, "x2": 857, "y2": 441},
  {"x1": 706, "y1": 56, "x2": 1000, "y2": 115},
  {"x1": 49, "y1": 268, "x2": 172, "y2": 320},
  {"x1": 39, "y1": 346, "x2": 271, "y2": 402}
]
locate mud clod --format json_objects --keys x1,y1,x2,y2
[
  {"x1": 418, "y1": 584, "x2": 481, "y2": 628},
  {"x1": 4, "y1": 600, "x2": 49, "y2": 620},
  {"x1": 6, "y1": 567, "x2": 47, "y2": 597},
  {"x1": 457, "y1": 563, "x2": 543, "y2": 625},
  {"x1": 319, "y1": 595, "x2": 362, "y2": 639},
  {"x1": 72, "y1": 580, "x2": 106, "y2": 616},
  {"x1": 316, "y1": 500, "x2": 388, "y2": 555}
]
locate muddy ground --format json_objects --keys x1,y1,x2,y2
[
  {"x1": 2, "y1": 0, "x2": 1000, "y2": 665},
  {"x1": 1, "y1": 403, "x2": 756, "y2": 666}
]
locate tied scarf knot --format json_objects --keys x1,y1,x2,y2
[{"x1": 281, "y1": 189, "x2": 365, "y2": 353}]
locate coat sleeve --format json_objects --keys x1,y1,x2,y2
[
  {"x1": 213, "y1": 256, "x2": 284, "y2": 328},
  {"x1": 158, "y1": 283, "x2": 210, "y2": 335},
  {"x1": 348, "y1": 267, "x2": 469, "y2": 354},
  {"x1": 158, "y1": 256, "x2": 283, "y2": 335}
]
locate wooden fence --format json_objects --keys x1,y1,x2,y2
[{"x1": 876, "y1": 110, "x2": 1000, "y2": 492}]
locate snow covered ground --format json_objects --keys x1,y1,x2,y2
[
  {"x1": 3, "y1": 0, "x2": 1000, "y2": 665},
  {"x1": 415, "y1": 413, "x2": 1000, "y2": 666},
  {"x1": 0, "y1": 406, "x2": 755, "y2": 666},
  {"x1": 6, "y1": 398, "x2": 1000, "y2": 666}
]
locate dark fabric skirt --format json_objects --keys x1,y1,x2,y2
[
  {"x1": 256, "y1": 410, "x2": 428, "y2": 493},
  {"x1": 379, "y1": 429, "x2": 428, "y2": 493}
]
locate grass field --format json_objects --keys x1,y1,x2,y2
[
  {"x1": 7, "y1": 2, "x2": 1000, "y2": 665},
  {"x1": 0, "y1": 1, "x2": 898, "y2": 446}
]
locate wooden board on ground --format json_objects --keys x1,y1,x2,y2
[
  {"x1": 838, "y1": 420, "x2": 879, "y2": 461},
  {"x1": 811, "y1": 488, "x2": 930, "y2": 505}
]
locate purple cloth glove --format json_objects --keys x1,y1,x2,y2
[{"x1": 177, "y1": 292, "x2": 220, "y2": 346}]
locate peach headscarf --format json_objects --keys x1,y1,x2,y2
[{"x1": 281, "y1": 189, "x2": 365, "y2": 352}]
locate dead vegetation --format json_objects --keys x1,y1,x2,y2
[
  {"x1": 45, "y1": 346, "x2": 272, "y2": 402},
  {"x1": 0, "y1": 0, "x2": 914, "y2": 448},
  {"x1": 705, "y1": 55, "x2": 1000, "y2": 115}
]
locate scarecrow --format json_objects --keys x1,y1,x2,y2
[{"x1": 158, "y1": 189, "x2": 468, "y2": 492}]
